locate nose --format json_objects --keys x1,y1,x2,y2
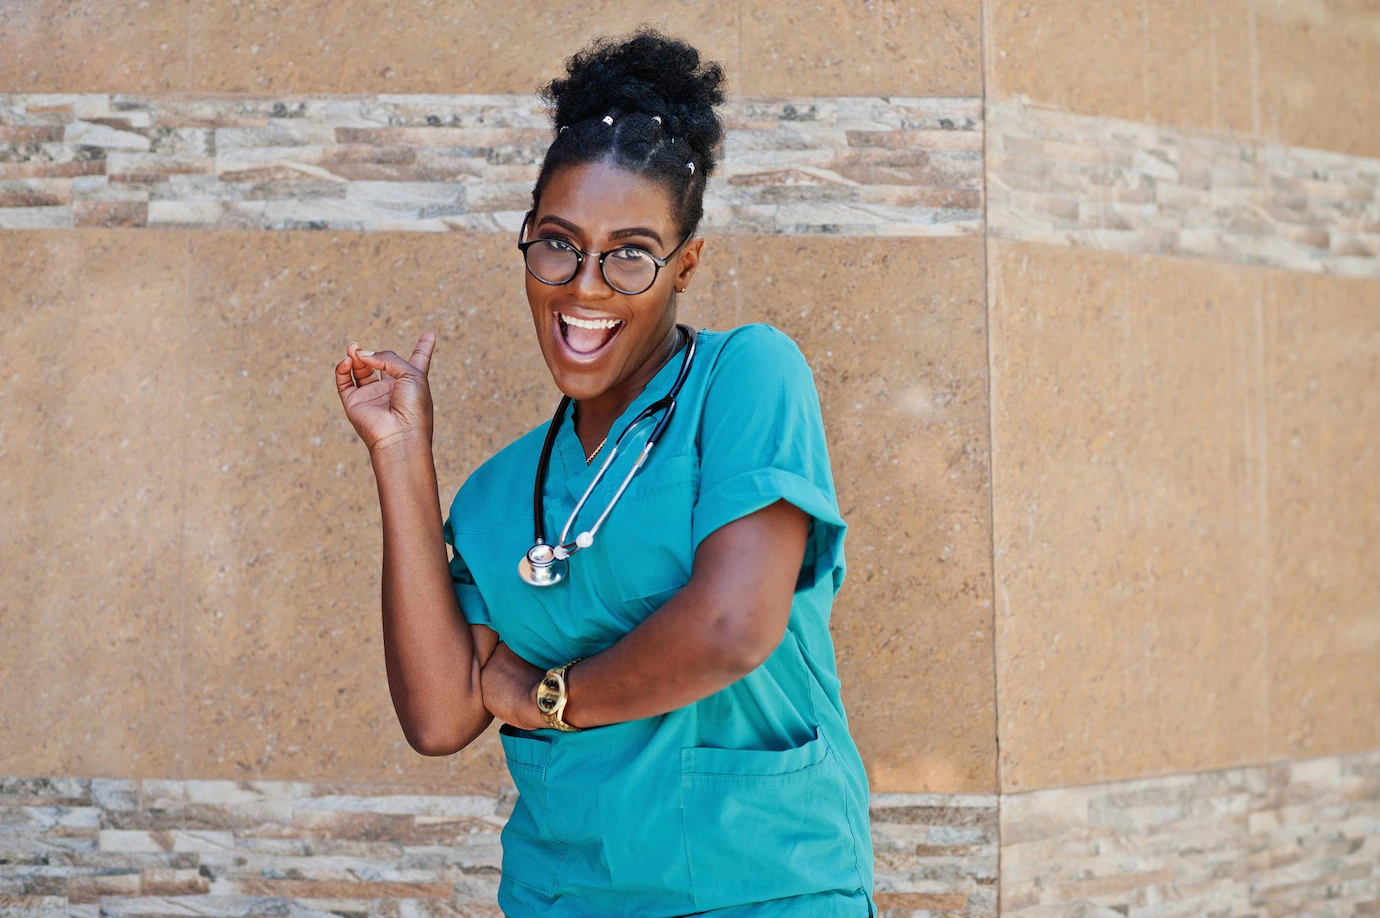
[{"x1": 568, "y1": 249, "x2": 614, "y2": 300}]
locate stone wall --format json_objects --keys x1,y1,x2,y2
[{"x1": 1, "y1": 2, "x2": 1375, "y2": 915}]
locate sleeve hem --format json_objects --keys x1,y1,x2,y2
[{"x1": 691, "y1": 466, "x2": 845, "y2": 560}]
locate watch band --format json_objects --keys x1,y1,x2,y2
[{"x1": 536, "y1": 657, "x2": 584, "y2": 731}]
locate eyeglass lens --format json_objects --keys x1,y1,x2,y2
[{"x1": 525, "y1": 240, "x2": 658, "y2": 294}]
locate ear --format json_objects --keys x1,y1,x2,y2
[{"x1": 674, "y1": 237, "x2": 704, "y2": 291}]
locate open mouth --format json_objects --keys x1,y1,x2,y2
[{"x1": 554, "y1": 311, "x2": 625, "y2": 360}]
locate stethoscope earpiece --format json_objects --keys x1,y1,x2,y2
[{"x1": 517, "y1": 324, "x2": 698, "y2": 588}]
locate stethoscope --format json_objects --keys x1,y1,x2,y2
[{"x1": 518, "y1": 323, "x2": 699, "y2": 587}]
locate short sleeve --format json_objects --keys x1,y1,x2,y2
[
  {"x1": 441, "y1": 509, "x2": 493, "y2": 628},
  {"x1": 693, "y1": 324, "x2": 847, "y2": 594}
]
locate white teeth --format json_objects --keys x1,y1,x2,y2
[{"x1": 559, "y1": 313, "x2": 623, "y2": 330}]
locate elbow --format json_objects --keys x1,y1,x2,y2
[
  {"x1": 403, "y1": 695, "x2": 490, "y2": 757},
  {"x1": 403, "y1": 660, "x2": 491, "y2": 757},
  {"x1": 406, "y1": 724, "x2": 461, "y2": 757},
  {"x1": 712, "y1": 598, "x2": 790, "y2": 675},
  {"x1": 410, "y1": 735, "x2": 456, "y2": 758},
  {"x1": 409, "y1": 716, "x2": 485, "y2": 757}
]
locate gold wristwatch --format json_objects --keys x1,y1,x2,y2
[{"x1": 535, "y1": 657, "x2": 584, "y2": 731}]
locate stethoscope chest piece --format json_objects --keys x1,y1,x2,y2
[{"x1": 519, "y1": 542, "x2": 568, "y2": 587}]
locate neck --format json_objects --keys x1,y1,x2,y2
[{"x1": 575, "y1": 324, "x2": 682, "y2": 430}]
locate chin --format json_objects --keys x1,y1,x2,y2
[
  {"x1": 535, "y1": 329, "x2": 614, "y2": 401},
  {"x1": 548, "y1": 366, "x2": 614, "y2": 402}
]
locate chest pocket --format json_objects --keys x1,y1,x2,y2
[{"x1": 596, "y1": 450, "x2": 699, "y2": 615}]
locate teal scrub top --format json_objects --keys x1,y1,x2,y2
[{"x1": 442, "y1": 323, "x2": 877, "y2": 918}]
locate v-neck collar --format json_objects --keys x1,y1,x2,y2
[{"x1": 554, "y1": 330, "x2": 691, "y2": 501}]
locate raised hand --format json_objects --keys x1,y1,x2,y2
[{"x1": 334, "y1": 331, "x2": 437, "y2": 455}]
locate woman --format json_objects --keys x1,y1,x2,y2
[{"x1": 334, "y1": 26, "x2": 877, "y2": 918}]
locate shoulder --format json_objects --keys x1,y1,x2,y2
[{"x1": 699, "y1": 322, "x2": 817, "y2": 389}]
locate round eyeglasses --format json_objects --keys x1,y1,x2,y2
[{"x1": 516, "y1": 208, "x2": 694, "y2": 296}]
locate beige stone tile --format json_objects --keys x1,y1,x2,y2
[
  {"x1": 190, "y1": 1, "x2": 740, "y2": 96},
  {"x1": 990, "y1": 0, "x2": 1262, "y2": 138},
  {"x1": 989, "y1": 240, "x2": 1270, "y2": 792},
  {"x1": 0, "y1": 230, "x2": 186, "y2": 778},
  {"x1": 986, "y1": 0, "x2": 1150, "y2": 124},
  {"x1": 181, "y1": 230, "x2": 523, "y2": 785},
  {"x1": 741, "y1": 0, "x2": 982, "y2": 97},
  {"x1": 1264, "y1": 268, "x2": 1380, "y2": 759},
  {"x1": 737, "y1": 236, "x2": 996, "y2": 793},
  {"x1": 0, "y1": 0, "x2": 192, "y2": 92},
  {"x1": 1256, "y1": 0, "x2": 1380, "y2": 158},
  {"x1": 1145, "y1": 0, "x2": 1257, "y2": 136}
]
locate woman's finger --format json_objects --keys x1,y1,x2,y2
[
  {"x1": 347, "y1": 342, "x2": 375, "y2": 386},
  {"x1": 334, "y1": 356, "x2": 359, "y2": 403},
  {"x1": 409, "y1": 330, "x2": 437, "y2": 376}
]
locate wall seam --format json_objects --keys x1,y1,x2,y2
[
  {"x1": 1208, "y1": 2, "x2": 1220, "y2": 133},
  {"x1": 1000, "y1": 744, "x2": 1380, "y2": 798},
  {"x1": 1256, "y1": 271, "x2": 1271, "y2": 759},
  {"x1": 1140, "y1": 0, "x2": 1151, "y2": 121},
  {"x1": 1248, "y1": 0, "x2": 1262, "y2": 138},
  {"x1": 185, "y1": 0, "x2": 194, "y2": 90},
  {"x1": 978, "y1": 3, "x2": 1003, "y2": 918},
  {"x1": 176, "y1": 233, "x2": 191, "y2": 781}
]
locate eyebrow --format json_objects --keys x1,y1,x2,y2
[{"x1": 536, "y1": 214, "x2": 663, "y2": 248}]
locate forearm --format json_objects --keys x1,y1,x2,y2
[
  {"x1": 555, "y1": 579, "x2": 761, "y2": 729},
  {"x1": 372, "y1": 437, "x2": 486, "y2": 753}
]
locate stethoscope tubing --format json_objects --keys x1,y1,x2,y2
[{"x1": 527, "y1": 323, "x2": 698, "y2": 572}]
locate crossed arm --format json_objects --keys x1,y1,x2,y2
[
  {"x1": 372, "y1": 426, "x2": 809, "y2": 757},
  {"x1": 463, "y1": 497, "x2": 810, "y2": 739}
]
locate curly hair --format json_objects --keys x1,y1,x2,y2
[{"x1": 531, "y1": 23, "x2": 728, "y2": 240}]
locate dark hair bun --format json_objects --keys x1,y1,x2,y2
[{"x1": 539, "y1": 23, "x2": 727, "y2": 176}]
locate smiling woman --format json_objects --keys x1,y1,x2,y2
[
  {"x1": 335, "y1": 22, "x2": 877, "y2": 918},
  {"x1": 518, "y1": 155, "x2": 703, "y2": 451}
]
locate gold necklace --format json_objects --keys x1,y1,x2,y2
[{"x1": 585, "y1": 434, "x2": 609, "y2": 465}]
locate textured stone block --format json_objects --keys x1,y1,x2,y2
[{"x1": 989, "y1": 240, "x2": 1271, "y2": 792}]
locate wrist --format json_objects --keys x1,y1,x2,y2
[
  {"x1": 526, "y1": 675, "x2": 545, "y2": 730},
  {"x1": 369, "y1": 431, "x2": 433, "y2": 465}
]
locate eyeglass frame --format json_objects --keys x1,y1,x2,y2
[{"x1": 516, "y1": 208, "x2": 695, "y2": 296}]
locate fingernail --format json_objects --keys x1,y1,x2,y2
[
  {"x1": 358, "y1": 350, "x2": 374, "y2": 356},
  {"x1": 348, "y1": 340, "x2": 358, "y2": 350}
]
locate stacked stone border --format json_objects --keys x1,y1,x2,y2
[{"x1": 0, "y1": 778, "x2": 997, "y2": 917}]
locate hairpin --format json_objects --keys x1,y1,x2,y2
[
  {"x1": 686, "y1": 160, "x2": 694, "y2": 174},
  {"x1": 602, "y1": 114, "x2": 614, "y2": 126},
  {"x1": 652, "y1": 115, "x2": 662, "y2": 125},
  {"x1": 559, "y1": 125, "x2": 568, "y2": 133}
]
